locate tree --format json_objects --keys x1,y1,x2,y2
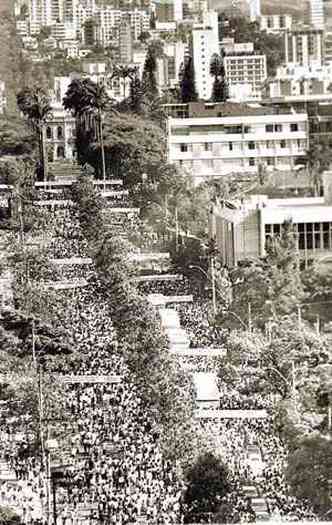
[
  {"x1": 138, "y1": 31, "x2": 151, "y2": 43},
  {"x1": 142, "y1": 45, "x2": 159, "y2": 101},
  {"x1": 16, "y1": 86, "x2": 53, "y2": 182},
  {"x1": 209, "y1": 52, "x2": 228, "y2": 103},
  {"x1": 79, "y1": 112, "x2": 166, "y2": 187},
  {"x1": 231, "y1": 220, "x2": 304, "y2": 328},
  {"x1": 112, "y1": 64, "x2": 138, "y2": 99},
  {"x1": 286, "y1": 434, "x2": 332, "y2": 516},
  {"x1": 180, "y1": 57, "x2": 198, "y2": 103},
  {"x1": 63, "y1": 78, "x2": 110, "y2": 186},
  {"x1": 0, "y1": 116, "x2": 37, "y2": 158},
  {"x1": 70, "y1": 167, "x2": 105, "y2": 245},
  {"x1": 128, "y1": 70, "x2": 144, "y2": 113},
  {"x1": 183, "y1": 452, "x2": 231, "y2": 522}
]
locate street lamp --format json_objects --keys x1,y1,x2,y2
[{"x1": 45, "y1": 438, "x2": 59, "y2": 525}]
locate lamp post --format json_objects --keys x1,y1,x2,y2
[{"x1": 45, "y1": 438, "x2": 59, "y2": 525}]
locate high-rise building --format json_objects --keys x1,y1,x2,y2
[
  {"x1": 246, "y1": 0, "x2": 260, "y2": 21},
  {"x1": 119, "y1": 19, "x2": 133, "y2": 63},
  {"x1": 29, "y1": 0, "x2": 53, "y2": 26},
  {"x1": 191, "y1": 10, "x2": 219, "y2": 100},
  {"x1": 191, "y1": 27, "x2": 219, "y2": 100},
  {"x1": 309, "y1": 0, "x2": 324, "y2": 29},
  {"x1": 284, "y1": 27, "x2": 324, "y2": 67}
]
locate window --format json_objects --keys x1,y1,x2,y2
[
  {"x1": 57, "y1": 126, "x2": 63, "y2": 139},
  {"x1": 290, "y1": 123, "x2": 298, "y2": 132},
  {"x1": 56, "y1": 145, "x2": 65, "y2": 158},
  {"x1": 229, "y1": 142, "x2": 233, "y2": 151},
  {"x1": 280, "y1": 140, "x2": 286, "y2": 148},
  {"x1": 248, "y1": 141, "x2": 255, "y2": 150},
  {"x1": 180, "y1": 143, "x2": 188, "y2": 152},
  {"x1": 205, "y1": 143, "x2": 212, "y2": 151},
  {"x1": 266, "y1": 124, "x2": 274, "y2": 132},
  {"x1": 249, "y1": 158, "x2": 255, "y2": 166},
  {"x1": 275, "y1": 124, "x2": 282, "y2": 132},
  {"x1": 46, "y1": 126, "x2": 52, "y2": 139},
  {"x1": 267, "y1": 157, "x2": 274, "y2": 166}
]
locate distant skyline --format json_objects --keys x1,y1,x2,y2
[{"x1": 210, "y1": 0, "x2": 306, "y2": 17}]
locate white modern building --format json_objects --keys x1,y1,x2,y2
[
  {"x1": 246, "y1": 0, "x2": 260, "y2": 21},
  {"x1": 167, "y1": 112, "x2": 309, "y2": 180},
  {"x1": 224, "y1": 53, "x2": 267, "y2": 102},
  {"x1": 309, "y1": 0, "x2": 324, "y2": 29},
  {"x1": 211, "y1": 193, "x2": 332, "y2": 267}
]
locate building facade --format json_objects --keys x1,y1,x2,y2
[
  {"x1": 224, "y1": 53, "x2": 267, "y2": 101},
  {"x1": 119, "y1": 19, "x2": 133, "y2": 63},
  {"x1": 284, "y1": 27, "x2": 324, "y2": 68},
  {"x1": 259, "y1": 14, "x2": 293, "y2": 33},
  {"x1": 167, "y1": 112, "x2": 309, "y2": 180},
  {"x1": 211, "y1": 194, "x2": 332, "y2": 267},
  {"x1": 309, "y1": 0, "x2": 324, "y2": 29},
  {"x1": 191, "y1": 27, "x2": 219, "y2": 100}
]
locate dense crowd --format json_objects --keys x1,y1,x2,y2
[{"x1": 1, "y1": 193, "x2": 319, "y2": 524}]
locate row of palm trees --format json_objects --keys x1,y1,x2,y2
[{"x1": 16, "y1": 65, "x2": 142, "y2": 188}]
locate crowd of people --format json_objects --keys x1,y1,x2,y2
[{"x1": 0, "y1": 189, "x2": 319, "y2": 524}]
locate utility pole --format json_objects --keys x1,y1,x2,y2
[
  {"x1": 248, "y1": 302, "x2": 252, "y2": 333},
  {"x1": 210, "y1": 256, "x2": 217, "y2": 317},
  {"x1": 32, "y1": 320, "x2": 36, "y2": 367},
  {"x1": 297, "y1": 305, "x2": 302, "y2": 328},
  {"x1": 175, "y1": 206, "x2": 179, "y2": 252}
]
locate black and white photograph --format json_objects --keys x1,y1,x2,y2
[{"x1": 0, "y1": 0, "x2": 331, "y2": 523}]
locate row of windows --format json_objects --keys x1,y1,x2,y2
[
  {"x1": 172, "y1": 123, "x2": 301, "y2": 135},
  {"x1": 46, "y1": 125, "x2": 75, "y2": 139},
  {"x1": 177, "y1": 157, "x2": 293, "y2": 169},
  {"x1": 265, "y1": 223, "x2": 332, "y2": 251},
  {"x1": 178, "y1": 139, "x2": 305, "y2": 152}
]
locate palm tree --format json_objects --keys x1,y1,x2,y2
[
  {"x1": 16, "y1": 86, "x2": 53, "y2": 183},
  {"x1": 63, "y1": 78, "x2": 109, "y2": 189},
  {"x1": 113, "y1": 64, "x2": 138, "y2": 99}
]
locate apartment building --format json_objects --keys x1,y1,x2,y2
[
  {"x1": 167, "y1": 111, "x2": 308, "y2": 180},
  {"x1": 210, "y1": 193, "x2": 332, "y2": 268},
  {"x1": 224, "y1": 53, "x2": 267, "y2": 102},
  {"x1": 309, "y1": 0, "x2": 324, "y2": 29},
  {"x1": 284, "y1": 27, "x2": 324, "y2": 68},
  {"x1": 259, "y1": 14, "x2": 293, "y2": 33}
]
